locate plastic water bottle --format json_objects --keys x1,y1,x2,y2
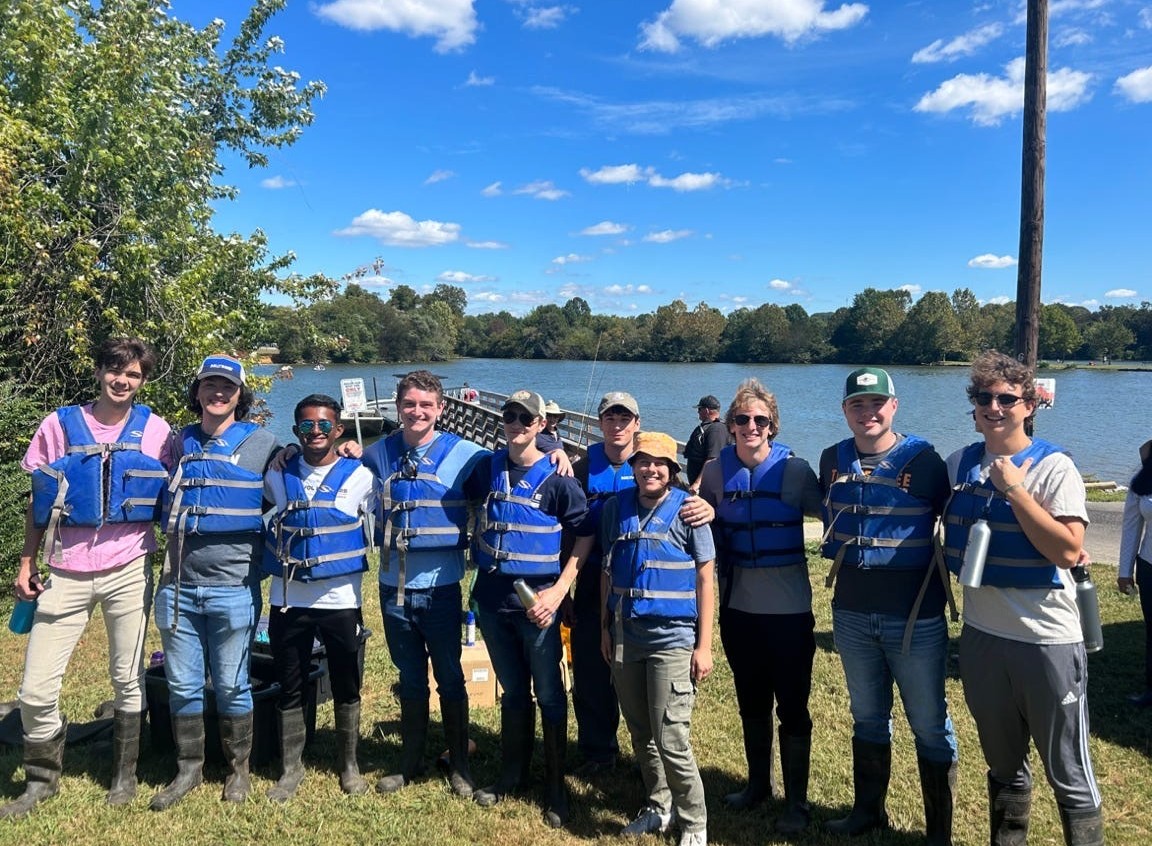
[
  {"x1": 464, "y1": 610, "x2": 476, "y2": 646},
  {"x1": 149, "y1": 650, "x2": 166, "y2": 668},
  {"x1": 1071, "y1": 566, "x2": 1104, "y2": 653},
  {"x1": 959, "y1": 518, "x2": 992, "y2": 588},
  {"x1": 8, "y1": 599, "x2": 37, "y2": 635}
]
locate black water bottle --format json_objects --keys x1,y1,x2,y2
[{"x1": 1071, "y1": 566, "x2": 1104, "y2": 653}]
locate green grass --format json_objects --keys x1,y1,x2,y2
[
  {"x1": 1, "y1": 549, "x2": 1150, "y2": 846},
  {"x1": 1086, "y1": 488, "x2": 1128, "y2": 503}
]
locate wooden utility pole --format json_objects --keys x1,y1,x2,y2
[{"x1": 1014, "y1": 0, "x2": 1048, "y2": 368}]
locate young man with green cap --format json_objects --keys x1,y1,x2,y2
[{"x1": 819, "y1": 367, "x2": 957, "y2": 844}]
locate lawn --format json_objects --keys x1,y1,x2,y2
[{"x1": 1, "y1": 548, "x2": 1149, "y2": 846}]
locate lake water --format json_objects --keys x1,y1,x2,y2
[{"x1": 255, "y1": 360, "x2": 1151, "y2": 484}]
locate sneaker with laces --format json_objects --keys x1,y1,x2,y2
[
  {"x1": 678, "y1": 829, "x2": 707, "y2": 846},
  {"x1": 622, "y1": 805, "x2": 674, "y2": 836}
]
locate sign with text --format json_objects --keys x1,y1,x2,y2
[{"x1": 340, "y1": 378, "x2": 368, "y2": 413}]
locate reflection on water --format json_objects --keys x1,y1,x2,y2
[{"x1": 256, "y1": 360, "x2": 1150, "y2": 483}]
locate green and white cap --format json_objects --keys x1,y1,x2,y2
[{"x1": 844, "y1": 367, "x2": 896, "y2": 401}]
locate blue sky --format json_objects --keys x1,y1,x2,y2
[{"x1": 191, "y1": 0, "x2": 1151, "y2": 317}]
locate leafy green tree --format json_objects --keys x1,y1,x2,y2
[
  {"x1": 980, "y1": 302, "x2": 1016, "y2": 352},
  {"x1": 895, "y1": 292, "x2": 962, "y2": 364},
  {"x1": 950, "y1": 288, "x2": 986, "y2": 356},
  {"x1": 721, "y1": 304, "x2": 790, "y2": 362},
  {"x1": 1039, "y1": 304, "x2": 1082, "y2": 360},
  {"x1": 389, "y1": 285, "x2": 420, "y2": 312},
  {"x1": 831, "y1": 288, "x2": 911, "y2": 362},
  {"x1": 521, "y1": 304, "x2": 569, "y2": 359},
  {"x1": 0, "y1": 0, "x2": 328, "y2": 419},
  {"x1": 1082, "y1": 320, "x2": 1134, "y2": 361}
]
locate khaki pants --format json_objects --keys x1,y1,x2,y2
[{"x1": 18, "y1": 556, "x2": 154, "y2": 741}]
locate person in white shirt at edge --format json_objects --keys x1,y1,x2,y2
[{"x1": 1118, "y1": 438, "x2": 1152, "y2": 707}]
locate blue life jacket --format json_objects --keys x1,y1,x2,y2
[
  {"x1": 367, "y1": 431, "x2": 470, "y2": 553},
  {"x1": 821, "y1": 436, "x2": 937, "y2": 571},
  {"x1": 943, "y1": 439, "x2": 1065, "y2": 589},
  {"x1": 262, "y1": 456, "x2": 370, "y2": 584},
  {"x1": 607, "y1": 487, "x2": 697, "y2": 621},
  {"x1": 31, "y1": 404, "x2": 167, "y2": 530},
  {"x1": 473, "y1": 451, "x2": 562, "y2": 576},
  {"x1": 716, "y1": 443, "x2": 805, "y2": 568},
  {"x1": 585, "y1": 442, "x2": 636, "y2": 563},
  {"x1": 164, "y1": 421, "x2": 265, "y2": 538}
]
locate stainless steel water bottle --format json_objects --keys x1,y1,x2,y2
[
  {"x1": 513, "y1": 578, "x2": 538, "y2": 609},
  {"x1": 959, "y1": 518, "x2": 992, "y2": 588},
  {"x1": 1071, "y1": 566, "x2": 1104, "y2": 653}
]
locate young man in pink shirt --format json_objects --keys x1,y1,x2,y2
[{"x1": 1, "y1": 338, "x2": 171, "y2": 818}]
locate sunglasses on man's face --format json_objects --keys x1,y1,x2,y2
[
  {"x1": 972, "y1": 392, "x2": 1025, "y2": 408},
  {"x1": 502, "y1": 410, "x2": 537, "y2": 427},
  {"x1": 732, "y1": 414, "x2": 771, "y2": 428},
  {"x1": 296, "y1": 419, "x2": 334, "y2": 435}
]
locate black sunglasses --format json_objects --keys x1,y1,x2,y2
[
  {"x1": 733, "y1": 414, "x2": 771, "y2": 428},
  {"x1": 296, "y1": 419, "x2": 334, "y2": 435},
  {"x1": 502, "y1": 410, "x2": 537, "y2": 426},
  {"x1": 972, "y1": 392, "x2": 1024, "y2": 408}
]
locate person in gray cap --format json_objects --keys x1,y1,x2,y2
[
  {"x1": 536, "y1": 400, "x2": 565, "y2": 454},
  {"x1": 684, "y1": 395, "x2": 729, "y2": 491},
  {"x1": 819, "y1": 367, "x2": 957, "y2": 843}
]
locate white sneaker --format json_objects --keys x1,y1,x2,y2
[
  {"x1": 678, "y1": 830, "x2": 707, "y2": 846},
  {"x1": 622, "y1": 805, "x2": 674, "y2": 836}
]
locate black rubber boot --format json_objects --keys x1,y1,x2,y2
[
  {"x1": 441, "y1": 697, "x2": 475, "y2": 799},
  {"x1": 541, "y1": 715, "x2": 570, "y2": 829},
  {"x1": 334, "y1": 702, "x2": 368, "y2": 795},
  {"x1": 1059, "y1": 805, "x2": 1104, "y2": 846},
  {"x1": 376, "y1": 698, "x2": 429, "y2": 794},
  {"x1": 918, "y1": 757, "x2": 956, "y2": 846},
  {"x1": 474, "y1": 707, "x2": 535, "y2": 807},
  {"x1": 826, "y1": 738, "x2": 891, "y2": 837},
  {"x1": 724, "y1": 716, "x2": 776, "y2": 809},
  {"x1": 150, "y1": 714, "x2": 205, "y2": 811},
  {"x1": 775, "y1": 731, "x2": 811, "y2": 834},
  {"x1": 267, "y1": 707, "x2": 307, "y2": 803},
  {"x1": 219, "y1": 711, "x2": 253, "y2": 803},
  {"x1": 988, "y1": 775, "x2": 1031, "y2": 846},
  {"x1": 107, "y1": 710, "x2": 142, "y2": 806},
  {"x1": 0, "y1": 722, "x2": 67, "y2": 819}
]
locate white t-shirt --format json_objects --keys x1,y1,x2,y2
[
  {"x1": 264, "y1": 458, "x2": 375, "y2": 609},
  {"x1": 946, "y1": 445, "x2": 1089, "y2": 644}
]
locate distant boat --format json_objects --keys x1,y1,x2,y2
[{"x1": 312, "y1": 364, "x2": 326, "y2": 371}]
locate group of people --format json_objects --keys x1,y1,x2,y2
[{"x1": 2, "y1": 339, "x2": 1115, "y2": 846}]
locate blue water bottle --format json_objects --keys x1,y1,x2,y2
[{"x1": 8, "y1": 599, "x2": 37, "y2": 635}]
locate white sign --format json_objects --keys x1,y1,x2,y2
[{"x1": 340, "y1": 378, "x2": 368, "y2": 413}]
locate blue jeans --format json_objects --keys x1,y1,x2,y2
[
  {"x1": 476, "y1": 606, "x2": 566, "y2": 724},
  {"x1": 832, "y1": 608, "x2": 957, "y2": 763},
  {"x1": 380, "y1": 583, "x2": 466, "y2": 702},
  {"x1": 154, "y1": 583, "x2": 261, "y2": 717}
]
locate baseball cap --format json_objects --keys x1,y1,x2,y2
[
  {"x1": 627, "y1": 431, "x2": 682, "y2": 474},
  {"x1": 196, "y1": 354, "x2": 246, "y2": 386},
  {"x1": 695, "y1": 395, "x2": 721, "y2": 410},
  {"x1": 502, "y1": 389, "x2": 546, "y2": 418},
  {"x1": 597, "y1": 391, "x2": 640, "y2": 417},
  {"x1": 843, "y1": 367, "x2": 895, "y2": 401},
  {"x1": 543, "y1": 400, "x2": 565, "y2": 418}
]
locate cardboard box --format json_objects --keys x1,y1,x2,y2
[{"x1": 430, "y1": 640, "x2": 500, "y2": 711}]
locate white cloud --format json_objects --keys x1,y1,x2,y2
[
  {"x1": 643, "y1": 229, "x2": 693, "y2": 243},
  {"x1": 1049, "y1": 0, "x2": 1108, "y2": 17},
  {"x1": 1142, "y1": 7, "x2": 1152, "y2": 29},
  {"x1": 313, "y1": 0, "x2": 478, "y2": 52},
  {"x1": 984, "y1": 295, "x2": 1012, "y2": 305},
  {"x1": 640, "y1": 0, "x2": 869, "y2": 52},
  {"x1": 466, "y1": 240, "x2": 510, "y2": 249},
  {"x1": 1105, "y1": 288, "x2": 1139, "y2": 298},
  {"x1": 521, "y1": 5, "x2": 572, "y2": 29},
  {"x1": 768, "y1": 279, "x2": 793, "y2": 290},
  {"x1": 899, "y1": 284, "x2": 922, "y2": 294},
  {"x1": 915, "y1": 57, "x2": 1092, "y2": 125},
  {"x1": 464, "y1": 70, "x2": 494, "y2": 86},
  {"x1": 580, "y1": 221, "x2": 629, "y2": 236},
  {"x1": 436, "y1": 270, "x2": 496, "y2": 283},
  {"x1": 424, "y1": 169, "x2": 455, "y2": 185},
  {"x1": 581, "y1": 163, "x2": 730, "y2": 191},
  {"x1": 481, "y1": 181, "x2": 503, "y2": 197},
  {"x1": 648, "y1": 171, "x2": 726, "y2": 191},
  {"x1": 912, "y1": 23, "x2": 1003, "y2": 64},
  {"x1": 551, "y1": 253, "x2": 592, "y2": 265},
  {"x1": 580, "y1": 164, "x2": 650, "y2": 185},
  {"x1": 968, "y1": 253, "x2": 1017, "y2": 269},
  {"x1": 261, "y1": 175, "x2": 296, "y2": 189},
  {"x1": 1115, "y1": 66, "x2": 1152, "y2": 103},
  {"x1": 472, "y1": 290, "x2": 506, "y2": 303},
  {"x1": 513, "y1": 180, "x2": 570, "y2": 200},
  {"x1": 1053, "y1": 28, "x2": 1092, "y2": 47},
  {"x1": 334, "y1": 209, "x2": 461, "y2": 247}
]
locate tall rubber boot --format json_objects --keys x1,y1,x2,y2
[
  {"x1": 541, "y1": 715, "x2": 570, "y2": 829},
  {"x1": 0, "y1": 722, "x2": 67, "y2": 819},
  {"x1": 150, "y1": 714, "x2": 205, "y2": 811},
  {"x1": 474, "y1": 707, "x2": 535, "y2": 807},
  {"x1": 267, "y1": 706, "x2": 307, "y2": 803},
  {"x1": 1059, "y1": 805, "x2": 1105, "y2": 846},
  {"x1": 775, "y1": 731, "x2": 812, "y2": 834},
  {"x1": 376, "y1": 698, "x2": 429, "y2": 793},
  {"x1": 724, "y1": 716, "x2": 776, "y2": 809},
  {"x1": 441, "y1": 697, "x2": 475, "y2": 799},
  {"x1": 107, "y1": 710, "x2": 143, "y2": 806},
  {"x1": 918, "y1": 757, "x2": 957, "y2": 846},
  {"x1": 334, "y1": 702, "x2": 368, "y2": 795},
  {"x1": 826, "y1": 738, "x2": 891, "y2": 836},
  {"x1": 219, "y1": 711, "x2": 253, "y2": 803},
  {"x1": 988, "y1": 776, "x2": 1031, "y2": 846}
]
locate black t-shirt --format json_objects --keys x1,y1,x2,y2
[{"x1": 684, "y1": 419, "x2": 729, "y2": 482}]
